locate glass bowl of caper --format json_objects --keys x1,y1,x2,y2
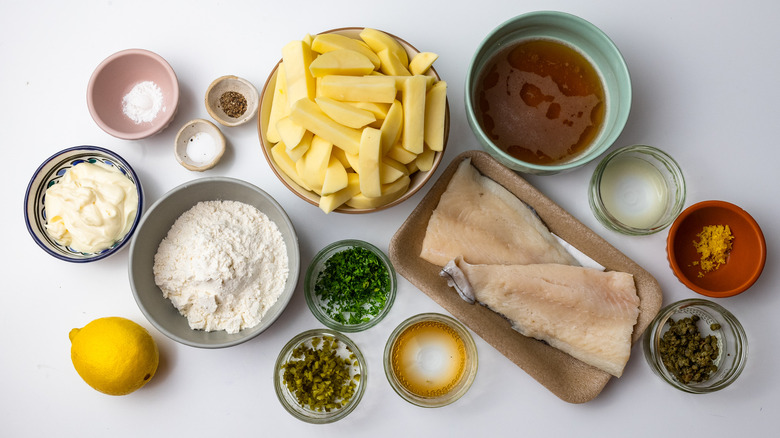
[
  {"x1": 274, "y1": 329, "x2": 367, "y2": 423},
  {"x1": 643, "y1": 299, "x2": 747, "y2": 393}
]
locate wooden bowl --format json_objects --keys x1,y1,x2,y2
[{"x1": 666, "y1": 200, "x2": 766, "y2": 297}]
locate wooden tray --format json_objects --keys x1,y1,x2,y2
[{"x1": 389, "y1": 150, "x2": 663, "y2": 403}]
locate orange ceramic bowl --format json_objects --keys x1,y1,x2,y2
[{"x1": 666, "y1": 201, "x2": 766, "y2": 297}]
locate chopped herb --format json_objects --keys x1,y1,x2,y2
[{"x1": 314, "y1": 246, "x2": 390, "y2": 325}]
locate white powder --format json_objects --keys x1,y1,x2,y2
[
  {"x1": 153, "y1": 200, "x2": 289, "y2": 334},
  {"x1": 122, "y1": 80, "x2": 164, "y2": 124}
]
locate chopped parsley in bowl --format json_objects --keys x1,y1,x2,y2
[{"x1": 304, "y1": 240, "x2": 397, "y2": 332}]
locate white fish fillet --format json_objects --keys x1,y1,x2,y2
[
  {"x1": 420, "y1": 159, "x2": 579, "y2": 267},
  {"x1": 441, "y1": 257, "x2": 640, "y2": 377}
]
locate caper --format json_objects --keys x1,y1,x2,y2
[{"x1": 659, "y1": 316, "x2": 720, "y2": 384}]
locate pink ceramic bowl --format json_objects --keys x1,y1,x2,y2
[{"x1": 87, "y1": 49, "x2": 179, "y2": 140}]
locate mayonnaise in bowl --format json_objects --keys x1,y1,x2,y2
[{"x1": 44, "y1": 161, "x2": 138, "y2": 253}]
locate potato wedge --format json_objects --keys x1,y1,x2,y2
[
  {"x1": 322, "y1": 156, "x2": 349, "y2": 195},
  {"x1": 424, "y1": 80, "x2": 447, "y2": 151},
  {"x1": 409, "y1": 52, "x2": 439, "y2": 75},
  {"x1": 346, "y1": 175, "x2": 411, "y2": 209},
  {"x1": 401, "y1": 75, "x2": 427, "y2": 154},
  {"x1": 311, "y1": 33, "x2": 381, "y2": 69},
  {"x1": 282, "y1": 40, "x2": 316, "y2": 104},
  {"x1": 266, "y1": 62, "x2": 288, "y2": 143},
  {"x1": 289, "y1": 98, "x2": 362, "y2": 155},
  {"x1": 276, "y1": 116, "x2": 306, "y2": 149},
  {"x1": 319, "y1": 172, "x2": 360, "y2": 213},
  {"x1": 377, "y1": 49, "x2": 411, "y2": 76},
  {"x1": 358, "y1": 127, "x2": 382, "y2": 198},
  {"x1": 319, "y1": 75, "x2": 397, "y2": 103},
  {"x1": 359, "y1": 28, "x2": 408, "y2": 66},
  {"x1": 271, "y1": 142, "x2": 312, "y2": 191},
  {"x1": 309, "y1": 49, "x2": 375, "y2": 77},
  {"x1": 315, "y1": 96, "x2": 376, "y2": 129}
]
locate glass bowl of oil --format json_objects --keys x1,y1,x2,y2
[
  {"x1": 588, "y1": 145, "x2": 686, "y2": 235},
  {"x1": 383, "y1": 313, "x2": 478, "y2": 407}
]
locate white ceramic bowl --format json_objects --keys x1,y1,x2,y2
[{"x1": 24, "y1": 145, "x2": 143, "y2": 262}]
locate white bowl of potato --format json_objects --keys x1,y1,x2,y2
[{"x1": 258, "y1": 27, "x2": 449, "y2": 214}]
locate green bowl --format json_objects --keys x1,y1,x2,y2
[{"x1": 465, "y1": 11, "x2": 632, "y2": 175}]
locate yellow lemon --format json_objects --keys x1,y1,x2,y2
[{"x1": 69, "y1": 317, "x2": 159, "y2": 396}]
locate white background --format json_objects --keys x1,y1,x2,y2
[{"x1": 2, "y1": 0, "x2": 777, "y2": 436}]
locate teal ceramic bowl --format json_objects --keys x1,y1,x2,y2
[{"x1": 465, "y1": 11, "x2": 632, "y2": 175}]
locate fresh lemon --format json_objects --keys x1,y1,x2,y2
[{"x1": 69, "y1": 317, "x2": 159, "y2": 396}]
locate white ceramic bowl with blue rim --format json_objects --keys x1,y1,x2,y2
[{"x1": 24, "y1": 145, "x2": 143, "y2": 262}]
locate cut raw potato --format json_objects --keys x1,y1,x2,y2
[
  {"x1": 358, "y1": 127, "x2": 382, "y2": 198},
  {"x1": 266, "y1": 28, "x2": 446, "y2": 213},
  {"x1": 360, "y1": 27, "x2": 408, "y2": 65},
  {"x1": 315, "y1": 96, "x2": 376, "y2": 129},
  {"x1": 319, "y1": 173, "x2": 361, "y2": 213},
  {"x1": 319, "y1": 75, "x2": 397, "y2": 103},
  {"x1": 311, "y1": 33, "x2": 381, "y2": 69},
  {"x1": 409, "y1": 52, "x2": 439, "y2": 75},
  {"x1": 322, "y1": 156, "x2": 349, "y2": 195},
  {"x1": 401, "y1": 75, "x2": 427, "y2": 154},
  {"x1": 266, "y1": 62, "x2": 289, "y2": 143},
  {"x1": 424, "y1": 81, "x2": 447, "y2": 151},
  {"x1": 289, "y1": 98, "x2": 362, "y2": 155},
  {"x1": 309, "y1": 49, "x2": 375, "y2": 77},
  {"x1": 282, "y1": 40, "x2": 316, "y2": 104}
]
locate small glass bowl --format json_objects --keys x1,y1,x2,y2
[
  {"x1": 589, "y1": 145, "x2": 686, "y2": 235},
  {"x1": 384, "y1": 313, "x2": 478, "y2": 407},
  {"x1": 274, "y1": 329, "x2": 367, "y2": 423},
  {"x1": 304, "y1": 240, "x2": 397, "y2": 332},
  {"x1": 643, "y1": 299, "x2": 748, "y2": 393}
]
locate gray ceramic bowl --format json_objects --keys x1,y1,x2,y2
[
  {"x1": 24, "y1": 145, "x2": 143, "y2": 262},
  {"x1": 465, "y1": 11, "x2": 631, "y2": 175},
  {"x1": 128, "y1": 177, "x2": 300, "y2": 348}
]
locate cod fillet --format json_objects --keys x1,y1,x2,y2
[
  {"x1": 442, "y1": 257, "x2": 640, "y2": 378},
  {"x1": 420, "y1": 159, "x2": 579, "y2": 267}
]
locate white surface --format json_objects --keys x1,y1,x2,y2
[{"x1": 2, "y1": 0, "x2": 777, "y2": 436}]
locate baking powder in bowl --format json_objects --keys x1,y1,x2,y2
[
  {"x1": 153, "y1": 200, "x2": 289, "y2": 334},
  {"x1": 123, "y1": 81, "x2": 164, "y2": 123}
]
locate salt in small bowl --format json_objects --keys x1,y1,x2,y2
[{"x1": 174, "y1": 119, "x2": 226, "y2": 171}]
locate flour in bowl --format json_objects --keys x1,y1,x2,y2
[{"x1": 153, "y1": 200, "x2": 289, "y2": 334}]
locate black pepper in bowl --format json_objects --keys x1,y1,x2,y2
[{"x1": 219, "y1": 91, "x2": 247, "y2": 118}]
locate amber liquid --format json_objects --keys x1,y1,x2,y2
[
  {"x1": 390, "y1": 320, "x2": 466, "y2": 397},
  {"x1": 475, "y1": 38, "x2": 606, "y2": 165}
]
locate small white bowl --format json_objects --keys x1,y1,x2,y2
[
  {"x1": 205, "y1": 75, "x2": 259, "y2": 127},
  {"x1": 174, "y1": 119, "x2": 226, "y2": 171}
]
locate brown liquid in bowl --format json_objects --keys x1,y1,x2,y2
[{"x1": 475, "y1": 39, "x2": 605, "y2": 165}]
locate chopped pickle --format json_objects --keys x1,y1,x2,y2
[{"x1": 281, "y1": 336, "x2": 359, "y2": 412}]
